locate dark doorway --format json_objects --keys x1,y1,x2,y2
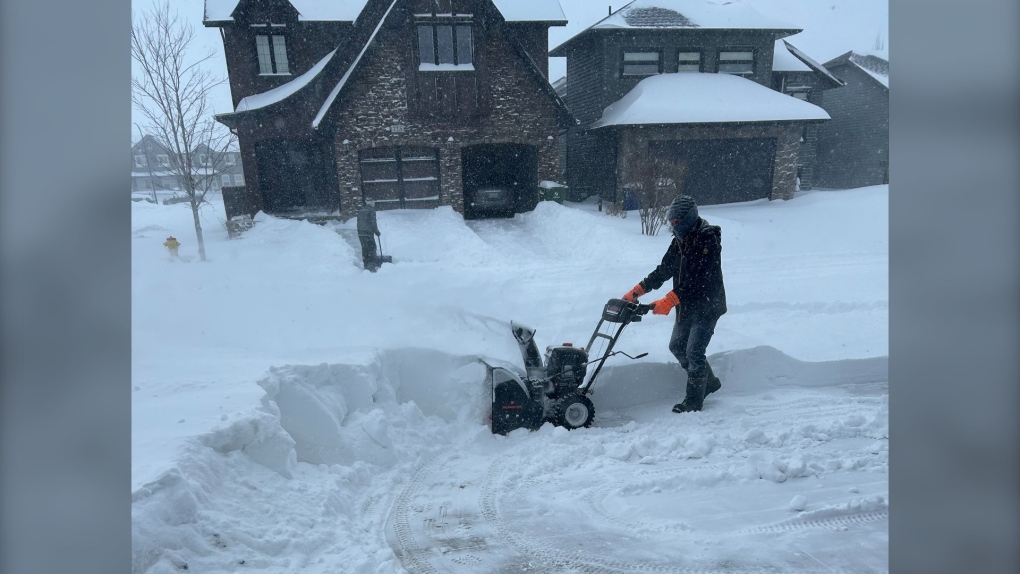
[
  {"x1": 255, "y1": 139, "x2": 336, "y2": 214},
  {"x1": 462, "y1": 143, "x2": 538, "y2": 218},
  {"x1": 649, "y1": 138, "x2": 776, "y2": 205}
]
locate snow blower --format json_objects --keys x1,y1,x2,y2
[{"x1": 483, "y1": 298, "x2": 650, "y2": 435}]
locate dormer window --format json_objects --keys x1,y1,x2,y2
[
  {"x1": 255, "y1": 32, "x2": 289, "y2": 75},
  {"x1": 417, "y1": 18, "x2": 474, "y2": 70},
  {"x1": 718, "y1": 50, "x2": 754, "y2": 76}
]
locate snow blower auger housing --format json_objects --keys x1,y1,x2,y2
[{"x1": 484, "y1": 298, "x2": 650, "y2": 435}]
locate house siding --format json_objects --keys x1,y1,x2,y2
[
  {"x1": 814, "y1": 64, "x2": 889, "y2": 189},
  {"x1": 563, "y1": 37, "x2": 605, "y2": 198},
  {"x1": 326, "y1": 9, "x2": 563, "y2": 216}
]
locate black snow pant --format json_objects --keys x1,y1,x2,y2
[{"x1": 359, "y1": 233, "x2": 378, "y2": 271}]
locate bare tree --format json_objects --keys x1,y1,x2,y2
[
  {"x1": 131, "y1": 1, "x2": 234, "y2": 261},
  {"x1": 625, "y1": 158, "x2": 686, "y2": 236}
]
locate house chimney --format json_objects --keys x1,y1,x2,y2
[{"x1": 609, "y1": 6, "x2": 612, "y2": 16}]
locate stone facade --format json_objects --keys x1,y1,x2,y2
[{"x1": 326, "y1": 14, "x2": 563, "y2": 216}]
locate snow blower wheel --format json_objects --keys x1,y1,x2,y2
[
  {"x1": 481, "y1": 298, "x2": 650, "y2": 435},
  {"x1": 556, "y1": 395, "x2": 595, "y2": 429}
]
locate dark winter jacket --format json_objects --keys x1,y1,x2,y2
[
  {"x1": 639, "y1": 218, "x2": 727, "y2": 319},
  {"x1": 356, "y1": 205, "x2": 380, "y2": 237}
]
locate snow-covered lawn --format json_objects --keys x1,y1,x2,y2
[{"x1": 132, "y1": 186, "x2": 888, "y2": 573}]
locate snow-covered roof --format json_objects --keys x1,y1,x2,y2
[
  {"x1": 590, "y1": 72, "x2": 830, "y2": 129},
  {"x1": 204, "y1": 1, "x2": 370, "y2": 24},
  {"x1": 206, "y1": 0, "x2": 564, "y2": 24},
  {"x1": 772, "y1": 40, "x2": 810, "y2": 72},
  {"x1": 234, "y1": 49, "x2": 337, "y2": 113},
  {"x1": 491, "y1": 0, "x2": 566, "y2": 23},
  {"x1": 553, "y1": 0, "x2": 799, "y2": 54},
  {"x1": 849, "y1": 52, "x2": 889, "y2": 88},
  {"x1": 775, "y1": 40, "x2": 845, "y2": 87},
  {"x1": 314, "y1": 0, "x2": 400, "y2": 128}
]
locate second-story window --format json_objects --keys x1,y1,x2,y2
[
  {"x1": 622, "y1": 51, "x2": 661, "y2": 77},
  {"x1": 157, "y1": 154, "x2": 170, "y2": 168},
  {"x1": 225, "y1": 153, "x2": 236, "y2": 166},
  {"x1": 196, "y1": 154, "x2": 209, "y2": 166},
  {"x1": 718, "y1": 50, "x2": 754, "y2": 76},
  {"x1": 256, "y1": 33, "x2": 290, "y2": 75},
  {"x1": 134, "y1": 154, "x2": 147, "y2": 168},
  {"x1": 417, "y1": 20, "x2": 473, "y2": 70},
  {"x1": 677, "y1": 51, "x2": 702, "y2": 72}
]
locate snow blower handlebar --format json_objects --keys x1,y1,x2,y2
[{"x1": 579, "y1": 299, "x2": 651, "y2": 394}]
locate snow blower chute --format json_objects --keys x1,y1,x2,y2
[{"x1": 483, "y1": 298, "x2": 650, "y2": 435}]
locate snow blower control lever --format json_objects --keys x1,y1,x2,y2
[{"x1": 483, "y1": 298, "x2": 650, "y2": 435}]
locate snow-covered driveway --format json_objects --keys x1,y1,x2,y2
[{"x1": 131, "y1": 187, "x2": 888, "y2": 573}]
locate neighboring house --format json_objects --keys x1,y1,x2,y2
[
  {"x1": 131, "y1": 135, "x2": 244, "y2": 195},
  {"x1": 550, "y1": 0, "x2": 833, "y2": 205},
  {"x1": 771, "y1": 39, "x2": 846, "y2": 191},
  {"x1": 204, "y1": 0, "x2": 575, "y2": 219},
  {"x1": 814, "y1": 50, "x2": 889, "y2": 189}
]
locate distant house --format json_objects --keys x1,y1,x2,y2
[
  {"x1": 204, "y1": 0, "x2": 575, "y2": 220},
  {"x1": 550, "y1": 0, "x2": 834, "y2": 206},
  {"x1": 131, "y1": 135, "x2": 244, "y2": 196},
  {"x1": 813, "y1": 51, "x2": 889, "y2": 189}
]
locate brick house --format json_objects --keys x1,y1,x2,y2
[
  {"x1": 131, "y1": 134, "x2": 244, "y2": 196},
  {"x1": 204, "y1": 0, "x2": 575, "y2": 219},
  {"x1": 813, "y1": 51, "x2": 889, "y2": 189},
  {"x1": 550, "y1": 0, "x2": 834, "y2": 206}
]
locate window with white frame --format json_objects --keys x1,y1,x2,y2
[
  {"x1": 255, "y1": 33, "x2": 290, "y2": 75},
  {"x1": 156, "y1": 154, "x2": 170, "y2": 167},
  {"x1": 196, "y1": 154, "x2": 209, "y2": 166},
  {"x1": 225, "y1": 153, "x2": 236, "y2": 166},
  {"x1": 718, "y1": 50, "x2": 754, "y2": 75},
  {"x1": 677, "y1": 51, "x2": 702, "y2": 72},
  {"x1": 417, "y1": 19, "x2": 473, "y2": 70},
  {"x1": 134, "y1": 154, "x2": 147, "y2": 168},
  {"x1": 221, "y1": 174, "x2": 232, "y2": 187},
  {"x1": 233, "y1": 173, "x2": 245, "y2": 186},
  {"x1": 622, "y1": 51, "x2": 661, "y2": 77}
]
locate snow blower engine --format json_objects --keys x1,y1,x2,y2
[{"x1": 483, "y1": 298, "x2": 650, "y2": 435}]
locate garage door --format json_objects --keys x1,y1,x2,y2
[
  {"x1": 358, "y1": 146, "x2": 440, "y2": 209},
  {"x1": 649, "y1": 138, "x2": 776, "y2": 205}
]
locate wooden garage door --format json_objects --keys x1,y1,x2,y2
[{"x1": 359, "y1": 146, "x2": 440, "y2": 209}]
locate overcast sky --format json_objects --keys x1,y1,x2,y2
[{"x1": 131, "y1": 0, "x2": 888, "y2": 127}]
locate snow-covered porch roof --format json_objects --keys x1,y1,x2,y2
[{"x1": 589, "y1": 72, "x2": 830, "y2": 130}]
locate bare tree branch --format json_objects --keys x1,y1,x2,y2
[{"x1": 131, "y1": 0, "x2": 235, "y2": 261}]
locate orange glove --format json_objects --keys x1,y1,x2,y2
[
  {"x1": 650, "y1": 291, "x2": 680, "y2": 315},
  {"x1": 622, "y1": 283, "x2": 646, "y2": 302}
]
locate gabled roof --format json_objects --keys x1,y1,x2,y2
[
  {"x1": 589, "y1": 72, "x2": 829, "y2": 129},
  {"x1": 205, "y1": 0, "x2": 565, "y2": 26},
  {"x1": 215, "y1": 0, "x2": 577, "y2": 131},
  {"x1": 824, "y1": 50, "x2": 889, "y2": 89},
  {"x1": 490, "y1": 0, "x2": 566, "y2": 24},
  {"x1": 775, "y1": 40, "x2": 845, "y2": 88},
  {"x1": 551, "y1": 0, "x2": 801, "y2": 57}
]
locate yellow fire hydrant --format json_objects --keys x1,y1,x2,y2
[{"x1": 163, "y1": 236, "x2": 180, "y2": 258}]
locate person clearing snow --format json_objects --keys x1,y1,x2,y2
[{"x1": 621, "y1": 194, "x2": 727, "y2": 413}]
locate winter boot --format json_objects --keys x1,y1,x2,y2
[
  {"x1": 705, "y1": 363, "x2": 722, "y2": 396},
  {"x1": 673, "y1": 374, "x2": 707, "y2": 413}
]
